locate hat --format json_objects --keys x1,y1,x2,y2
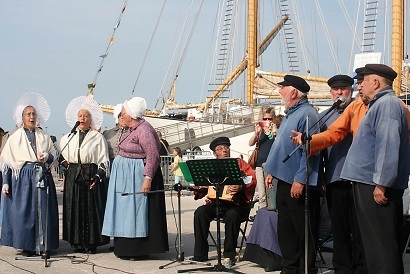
[
  {"x1": 277, "y1": 75, "x2": 310, "y2": 93},
  {"x1": 353, "y1": 67, "x2": 365, "y2": 80},
  {"x1": 327, "y1": 75, "x2": 353, "y2": 88},
  {"x1": 123, "y1": 97, "x2": 146, "y2": 119},
  {"x1": 14, "y1": 92, "x2": 50, "y2": 127},
  {"x1": 362, "y1": 64, "x2": 397, "y2": 81},
  {"x1": 113, "y1": 103, "x2": 123, "y2": 124},
  {"x1": 65, "y1": 96, "x2": 103, "y2": 130},
  {"x1": 209, "y1": 136, "x2": 231, "y2": 151}
]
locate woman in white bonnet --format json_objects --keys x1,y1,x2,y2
[
  {"x1": 59, "y1": 96, "x2": 110, "y2": 254},
  {"x1": 1, "y1": 92, "x2": 59, "y2": 257},
  {"x1": 102, "y1": 97, "x2": 168, "y2": 260}
]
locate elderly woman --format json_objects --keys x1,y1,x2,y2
[
  {"x1": 59, "y1": 96, "x2": 110, "y2": 254},
  {"x1": 102, "y1": 97, "x2": 168, "y2": 260},
  {"x1": 1, "y1": 92, "x2": 59, "y2": 257}
]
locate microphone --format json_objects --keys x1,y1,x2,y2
[
  {"x1": 324, "y1": 96, "x2": 346, "y2": 116},
  {"x1": 68, "y1": 121, "x2": 80, "y2": 137}
]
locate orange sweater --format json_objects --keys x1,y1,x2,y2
[{"x1": 310, "y1": 98, "x2": 410, "y2": 155}]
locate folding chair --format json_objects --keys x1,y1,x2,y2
[{"x1": 208, "y1": 196, "x2": 255, "y2": 262}]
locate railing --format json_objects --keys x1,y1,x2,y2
[
  {"x1": 160, "y1": 151, "x2": 214, "y2": 188},
  {"x1": 156, "y1": 105, "x2": 264, "y2": 147}
]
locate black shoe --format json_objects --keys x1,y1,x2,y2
[
  {"x1": 73, "y1": 248, "x2": 86, "y2": 253},
  {"x1": 189, "y1": 256, "x2": 209, "y2": 262},
  {"x1": 87, "y1": 248, "x2": 96, "y2": 254},
  {"x1": 41, "y1": 251, "x2": 50, "y2": 259},
  {"x1": 21, "y1": 250, "x2": 36, "y2": 257}
]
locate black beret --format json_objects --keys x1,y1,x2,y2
[
  {"x1": 362, "y1": 64, "x2": 397, "y2": 81},
  {"x1": 277, "y1": 75, "x2": 310, "y2": 93},
  {"x1": 327, "y1": 75, "x2": 353, "y2": 88},
  {"x1": 209, "y1": 136, "x2": 231, "y2": 151},
  {"x1": 353, "y1": 67, "x2": 365, "y2": 80}
]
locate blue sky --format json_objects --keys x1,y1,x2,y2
[{"x1": 0, "y1": 1, "x2": 401, "y2": 137}]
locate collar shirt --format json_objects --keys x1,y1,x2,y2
[
  {"x1": 264, "y1": 99, "x2": 320, "y2": 186},
  {"x1": 341, "y1": 89, "x2": 409, "y2": 189}
]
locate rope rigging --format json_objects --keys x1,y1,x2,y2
[{"x1": 87, "y1": 0, "x2": 128, "y2": 96}]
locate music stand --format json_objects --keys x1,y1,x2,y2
[{"x1": 178, "y1": 158, "x2": 244, "y2": 274}]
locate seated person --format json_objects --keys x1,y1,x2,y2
[{"x1": 192, "y1": 137, "x2": 256, "y2": 266}]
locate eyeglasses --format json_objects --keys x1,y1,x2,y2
[
  {"x1": 262, "y1": 117, "x2": 273, "y2": 121},
  {"x1": 215, "y1": 145, "x2": 230, "y2": 152}
]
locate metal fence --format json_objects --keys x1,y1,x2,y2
[{"x1": 160, "y1": 151, "x2": 214, "y2": 188}]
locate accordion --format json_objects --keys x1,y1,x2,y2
[{"x1": 207, "y1": 185, "x2": 240, "y2": 204}]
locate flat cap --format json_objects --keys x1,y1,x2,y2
[
  {"x1": 277, "y1": 75, "x2": 310, "y2": 93},
  {"x1": 209, "y1": 136, "x2": 231, "y2": 151},
  {"x1": 362, "y1": 64, "x2": 397, "y2": 81},
  {"x1": 327, "y1": 75, "x2": 354, "y2": 88},
  {"x1": 353, "y1": 67, "x2": 365, "y2": 80}
]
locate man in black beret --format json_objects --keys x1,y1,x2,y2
[
  {"x1": 191, "y1": 136, "x2": 256, "y2": 268},
  {"x1": 339, "y1": 63, "x2": 408, "y2": 273},
  {"x1": 264, "y1": 74, "x2": 321, "y2": 273},
  {"x1": 318, "y1": 74, "x2": 369, "y2": 273}
]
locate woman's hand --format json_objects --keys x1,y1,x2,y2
[
  {"x1": 142, "y1": 177, "x2": 152, "y2": 195},
  {"x1": 90, "y1": 175, "x2": 101, "y2": 190}
]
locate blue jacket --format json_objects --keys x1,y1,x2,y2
[
  {"x1": 264, "y1": 98, "x2": 320, "y2": 186},
  {"x1": 341, "y1": 88, "x2": 409, "y2": 189}
]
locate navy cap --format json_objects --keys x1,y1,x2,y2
[
  {"x1": 210, "y1": 137, "x2": 231, "y2": 151},
  {"x1": 353, "y1": 67, "x2": 365, "y2": 80},
  {"x1": 277, "y1": 75, "x2": 310, "y2": 93},
  {"x1": 327, "y1": 75, "x2": 354, "y2": 88},
  {"x1": 362, "y1": 64, "x2": 397, "y2": 81}
]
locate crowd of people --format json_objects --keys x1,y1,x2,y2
[{"x1": 0, "y1": 62, "x2": 409, "y2": 274}]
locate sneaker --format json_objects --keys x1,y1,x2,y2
[{"x1": 222, "y1": 258, "x2": 231, "y2": 269}]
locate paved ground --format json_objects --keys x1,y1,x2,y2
[{"x1": 0, "y1": 184, "x2": 409, "y2": 274}]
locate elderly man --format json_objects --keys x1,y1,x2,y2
[
  {"x1": 264, "y1": 75, "x2": 320, "y2": 274},
  {"x1": 319, "y1": 75, "x2": 367, "y2": 273},
  {"x1": 192, "y1": 136, "x2": 256, "y2": 268},
  {"x1": 340, "y1": 64, "x2": 409, "y2": 274}
]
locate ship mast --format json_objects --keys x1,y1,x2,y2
[
  {"x1": 247, "y1": 0, "x2": 258, "y2": 104},
  {"x1": 392, "y1": 0, "x2": 404, "y2": 95}
]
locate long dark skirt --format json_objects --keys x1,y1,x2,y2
[
  {"x1": 63, "y1": 163, "x2": 109, "y2": 249},
  {"x1": 1, "y1": 163, "x2": 59, "y2": 252},
  {"x1": 114, "y1": 167, "x2": 169, "y2": 257}
]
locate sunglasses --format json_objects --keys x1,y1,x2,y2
[{"x1": 262, "y1": 117, "x2": 273, "y2": 121}]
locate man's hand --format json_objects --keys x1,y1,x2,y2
[
  {"x1": 227, "y1": 185, "x2": 242, "y2": 195},
  {"x1": 290, "y1": 181, "x2": 304, "y2": 199},
  {"x1": 265, "y1": 174, "x2": 274, "y2": 188},
  {"x1": 373, "y1": 185, "x2": 388, "y2": 205},
  {"x1": 290, "y1": 130, "x2": 303, "y2": 145}
]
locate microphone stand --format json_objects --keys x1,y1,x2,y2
[
  {"x1": 282, "y1": 106, "x2": 340, "y2": 163},
  {"x1": 304, "y1": 116, "x2": 310, "y2": 274},
  {"x1": 16, "y1": 131, "x2": 78, "y2": 267},
  {"x1": 159, "y1": 183, "x2": 211, "y2": 270}
]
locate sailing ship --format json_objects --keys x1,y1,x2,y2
[{"x1": 89, "y1": 0, "x2": 409, "y2": 154}]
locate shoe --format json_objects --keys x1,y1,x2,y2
[
  {"x1": 222, "y1": 258, "x2": 232, "y2": 269},
  {"x1": 41, "y1": 251, "x2": 50, "y2": 259},
  {"x1": 87, "y1": 248, "x2": 96, "y2": 254},
  {"x1": 21, "y1": 250, "x2": 36, "y2": 257},
  {"x1": 264, "y1": 266, "x2": 275, "y2": 272},
  {"x1": 73, "y1": 248, "x2": 86, "y2": 253},
  {"x1": 189, "y1": 256, "x2": 209, "y2": 262}
]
